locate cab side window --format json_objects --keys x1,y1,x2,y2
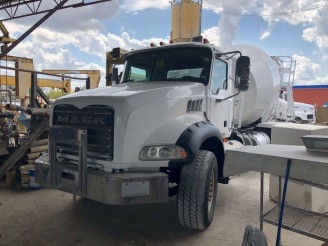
[{"x1": 211, "y1": 58, "x2": 227, "y2": 95}]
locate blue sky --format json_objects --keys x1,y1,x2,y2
[{"x1": 2, "y1": 0, "x2": 328, "y2": 88}]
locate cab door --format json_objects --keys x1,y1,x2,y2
[{"x1": 208, "y1": 56, "x2": 232, "y2": 137}]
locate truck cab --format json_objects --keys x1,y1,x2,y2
[
  {"x1": 277, "y1": 90, "x2": 316, "y2": 123},
  {"x1": 36, "y1": 41, "x2": 253, "y2": 230},
  {"x1": 121, "y1": 43, "x2": 236, "y2": 137}
]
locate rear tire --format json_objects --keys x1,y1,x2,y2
[{"x1": 177, "y1": 150, "x2": 218, "y2": 230}]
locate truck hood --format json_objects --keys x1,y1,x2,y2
[
  {"x1": 278, "y1": 99, "x2": 315, "y2": 110},
  {"x1": 52, "y1": 81, "x2": 206, "y2": 166},
  {"x1": 54, "y1": 81, "x2": 204, "y2": 109},
  {"x1": 294, "y1": 102, "x2": 315, "y2": 110}
]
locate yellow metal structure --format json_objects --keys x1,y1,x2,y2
[
  {"x1": 0, "y1": 21, "x2": 16, "y2": 50},
  {"x1": 171, "y1": 0, "x2": 202, "y2": 43},
  {"x1": 1, "y1": 55, "x2": 33, "y2": 63},
  {"x1": 106, "y1": 48, "x2": 128, "y2": 86},
  {"x1": 0, "y1": 55, "x2": 34, "y2": 100},
  {"x1": 15, "y1": 61, "x2": 34, "y2": 99},
  {"x1": 42, "y1": 70, "x2": 100, "y2": 89},
  {"x1": 0, "y1": 75, "x2": 71, "y2": 93}
]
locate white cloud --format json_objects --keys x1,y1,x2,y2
[
  {"x1": 302, "y1": 7, "x2": 328, "y2": 49},
  {"x1": 201, "y1": 0, "x2": 328, "y2": 49},
  {"x1": 201, "y1": 23, "x2": 237, "y2": 48},
  {"x1": 259, "y1": 0, "x2": 320, "y2": 25},
  {"x1": 217, "y1": 13, "x2": 240, "y2": 47},
  {"x1": 3, "y1": 22, "x2": 26, "y2": 36},
  {"x1": 106, "y1": 32, "x2": 169, "y2": 51},
  {"x1": 121, "y1": 0, "x2": 170, "y2": 13},
  {"x1": 42, "y1": 1, "x2": 120, "y2": 33},
  {"x1": 322, "y1": 55, "x2": 328, "y2": 61},
  {"x1": 203, "y1": 0, "x2": 257, "y2": 46},
  {"x1": 202, "y1": 27, "x2": 220, "y2": 46},
  {"x1": 260, "y1": 21, "x2": 276, "y2": 40},
  {"x1": 316, "y1": 75, "x2": 328, "y2": 84},
  {"x1": 2, "y1": 0, "x2": 119, "y2": 36},
  {"x1": 292, "y1": 54, "x2": 321, "y2": 85},
  {"x1": 8, "y1": 27, "x2": 168, "y2": 88},
  {"x1": 302, "y1": 27, "x2": 328, "y2": 49}
]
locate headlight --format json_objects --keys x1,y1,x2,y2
[{"x1": 140, "y1": 145, "x2": 187, "y2": 160}]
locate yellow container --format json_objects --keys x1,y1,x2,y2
[
  {"x1": 171, "y1": 0, "x2": 202, "y2": 43},
  {"x1": 20, "y1": 164, "x2": 34, "y2": 187}
]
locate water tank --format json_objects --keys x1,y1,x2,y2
[
  {"x1": 171, "y1": 0, "x2": 202, "y2": 43},
  {"x1": 228, "y1": 45, "x2": 281, "y2": 126}
]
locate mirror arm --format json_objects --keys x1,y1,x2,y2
[
  {"x1": 216, "y1": 51, "x2": 242, "y2": 60},
  {"x1": 216, "y1": 90, "x2": 240, "y2": 103}
]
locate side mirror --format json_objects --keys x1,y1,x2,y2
[
  {"x1": 112, "y1": 67, "x2": 119, "y2": 84},
  {"x1": 235, "y1": 56, "x2": 250, "y2": 91}
]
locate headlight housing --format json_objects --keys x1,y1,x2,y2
[{"x1": 139, "y1": 145, "x2": 187, "y2": 161}]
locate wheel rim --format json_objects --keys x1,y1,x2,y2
[{"x1": 207, "y1": 166, "x2": 215, "y2": 212}]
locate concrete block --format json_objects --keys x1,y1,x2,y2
[
  {"x1": 269, "y1": 123, "x2": 328, "y2": 213},
  {"x1": 271, "y1": 123, "x2": 328, "y2": 145}
]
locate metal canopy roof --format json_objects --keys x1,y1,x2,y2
[
  {"x1": 0, "y1": 0, "x2": 112, "y2": 21},
  {"x1": 0, "y1": 0, "x2": 113, "y2": 59},
  {"x1": 0, "y1": 0, "x2": 19, "y2": 4}
]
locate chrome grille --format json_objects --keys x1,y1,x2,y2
[{"x1": 53, "y1": 105, "x2": 114, "y2": 161}]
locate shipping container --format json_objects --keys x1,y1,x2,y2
[{"x1": 293, "y1": 85, "x2": 328, "y2": 107}]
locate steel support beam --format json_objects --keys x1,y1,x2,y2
[
  {"x1": 30, "y1": 71, "x2": 37, "y2": 107},
  {"x1": 37, "y1": 85, "x2": 52, "y2": 106},
  {"x1": 0, "y1": 0, "x2": 69, "y2": 60},
  {"x1": 0, "y1": 0, "x2": 113, "y2": 21}
]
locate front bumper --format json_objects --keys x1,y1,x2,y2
[{"x1": 36, "y1": 158, "x2": 169, "y2": 205}]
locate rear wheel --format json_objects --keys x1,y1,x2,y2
[{"x1": 177, "y1": 150, "x2": 218, "y2": 230}]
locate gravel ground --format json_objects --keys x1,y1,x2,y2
[{"x1": 0, "y1": 171, "x2": 324, "y2": 246}]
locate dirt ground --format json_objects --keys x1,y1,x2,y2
[{"x1": 0, "y1": 171, "x2": 324, "y2": 246}]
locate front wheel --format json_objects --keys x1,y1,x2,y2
[
  {"x1": 295, "y1": 117, "x2": 303, "y2": 124},
  {"x1": 177, "y1": 150, "x2": 218, "y2": 230}
]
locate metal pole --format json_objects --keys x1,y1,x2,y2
[
  {"x1": 0, "y1": 65, "x2": 86, "y2": 80},
  {"x1": 0, "y1": 0, "x2": 69, "y2": 60},
  {"x1": 275, "y1": 159, "x2": 292, "y2": 246},
  {"x1": 278, "y1": 175, "x2": 282, "y2": 246},
  {"x1": 30, "y1": 72, "x2": 37, "y2": 108},
  {"x1": 49, "y1": 128, "x2": 57, "y2": 187},
  {"x1": 79, "y1": 130, "x2": 88, "y2": 195},
  {"x1": 37, "y1": 85, "x2": 52, "y2": 105},
  {"x1": 86, "y1": 77, "x2": 90, "y2": 89},
  {"x1": 260, "y1": 172, "x2": 264, "y2": 231}
]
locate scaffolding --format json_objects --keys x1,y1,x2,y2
[{"x1": 272, "y1": 56, "x2": 297, "y2": 118}]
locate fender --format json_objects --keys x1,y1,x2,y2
[{"x1": 169, "y1": 121, "x2": 224, "y2": 168}]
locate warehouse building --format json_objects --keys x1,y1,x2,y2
[{"x1": 293, "y1": 85, "x2": 328, "y2": 107}]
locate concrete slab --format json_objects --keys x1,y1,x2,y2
[{"x1": 0, "y1": 172, "x2": 323, "y2": 246}]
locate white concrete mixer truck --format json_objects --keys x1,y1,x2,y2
[{"x1": 36, "y1": 41, "x2": 281, "y2": 230}]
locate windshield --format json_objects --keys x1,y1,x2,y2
[{"x1": 122, "y1": 47, "x2": 212, "y2": 85}]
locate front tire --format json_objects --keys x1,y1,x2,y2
[
  {"x1": 242, "y1": 225, "x2": 268, "y2": 246},
  {"x1": 295, "y1": 117, "x2": 303, "y2": 124},
  {"x1": 177, "y1": 150, "x2": 218, "y2": 230}
]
